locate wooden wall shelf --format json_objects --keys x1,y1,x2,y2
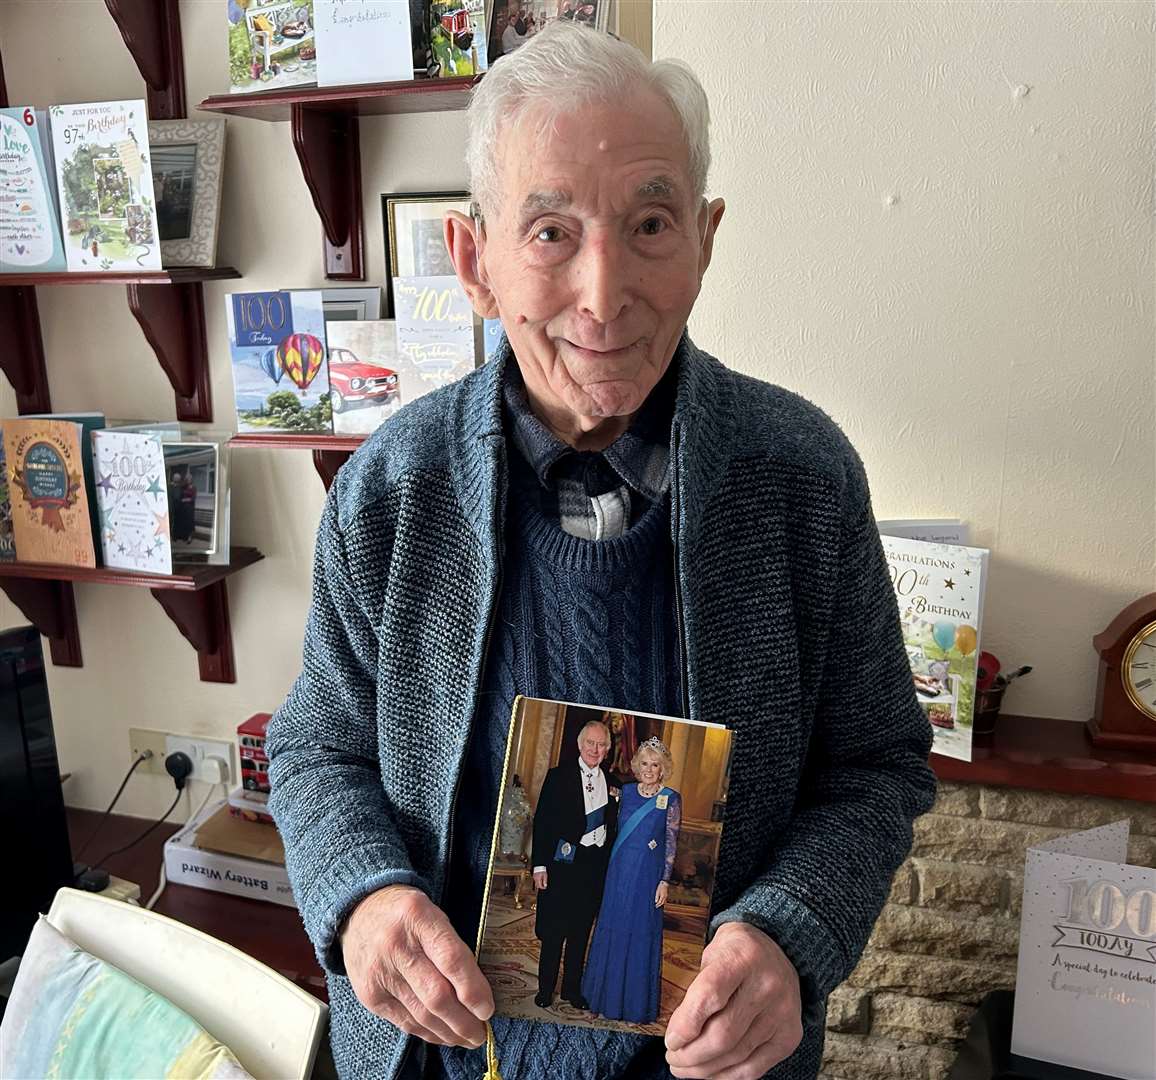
[
  {"x1": 104, "y1": 0, "x2": 186, "y2": 120},
  {"x1": 931, "y1": 714, "x2": 1156, "y2": 803},
  {"x1": 230, "y1": 433, "x2": 365, "y2": 490},
  {"x1": 230, "y1": 434, "x2": 365, "y2": 450},
  {"x1": 0, "y1": 1, "x2": 233, "y2": 424},
  {"x1": 0, "y1": 549, "x2": 264, "y2": 683},
  {"x1": 198, "y1": 76, "x2": 479, "y2": 122},
  {"x1": 0, "y1": 271, "x2": 240, "y2": 424},
  {"x1": 0, "y1": 268, "x2": 240, "y2": 287},
  {"x1": 198, "y1": 77, "x2": 478, "y2": 280}
]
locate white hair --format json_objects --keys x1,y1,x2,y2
[
  {"x1": 577, "y1": 719, "x2": 610, "y2": 741},
  {"x1": 466, "y1": 22, "x2": 711, "y2": 218}
]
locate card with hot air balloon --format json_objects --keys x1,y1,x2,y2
[
  {"x1": 226, "y1": 289, "x2": 333, "y2": 435},
  {"x1": 880, "y1": 535, "x2": 989, "y2": 763}
]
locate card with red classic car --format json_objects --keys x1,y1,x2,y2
[{"x1": 326, "y1": 318, "x2": 473, "y2": 435}]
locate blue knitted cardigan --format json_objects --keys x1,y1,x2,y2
[{"x1": 267, "y1": 333, "x2": 937, "y2": 1079}]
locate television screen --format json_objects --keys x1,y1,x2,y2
[{"x1": 0, "y1": 626, "x2": 72, "y2": 963}]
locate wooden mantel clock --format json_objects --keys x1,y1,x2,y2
[{"x1": 1087, "y1": 593, "x2": 1156, "y2": 753}]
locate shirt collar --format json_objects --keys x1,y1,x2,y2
[
  {"x1": 578, "y1": 758, "x2": 601, "y2": 777},
  {"x1": 503, "y1": 353, "x2": 676, "y2": 501}
]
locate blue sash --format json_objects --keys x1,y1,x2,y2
[
  {"x1": 554, "y1": 805, "x2": 606, "y2": 863},
  {"x1": 609, "y1": 787, "x2": 672, "y2": 863}
]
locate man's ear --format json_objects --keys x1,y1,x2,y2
[
  {"x1": 444, "y1": 209, "x2": 500, "y2": 319},
  {"x1": 697, "y1": 197, "x2": 726, "y2": 278}
]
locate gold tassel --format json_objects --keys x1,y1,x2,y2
[{"x1": 481, "y1": 1020, "x2": 503, "y2": 1080}]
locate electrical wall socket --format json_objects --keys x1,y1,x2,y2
[{"x1": 127, "y1": 728, "x2": 234, "y2": 786}]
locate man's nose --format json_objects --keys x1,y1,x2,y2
[{"x1": 573, "y1": 228, "x2": 630, "y2": 326}]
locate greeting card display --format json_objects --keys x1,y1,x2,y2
[
  {"x1": 226, "y1": 290, "x2": 332, "y2": 435},
  {"x1": 48, "y1": 100, "x2": 161, "y2": 271},
  {"x1": 1011, "y1": 822, "x2": 1156, "y2": 1080},
  {"x1": 877, "y1": 518, "x2": 970, "y2": 546},
  {"x1": 392, "y1": 275, "x2": 477, "y2": 389},
  {"x1": 314, "y1": 0, "x2": 412, "y2": 86},
  {"x1": 92, "y1": 429, "x2": 172, "y2": 574},
  {"x1": 229, "y1": 1, "x2": 318, "y2": 94},
  {"x1": 0, "y1": 107, "x2": 66, "y2": 272},
  {"x1": 429, "y1": 0, "x2": 488, "y2": 76},
  {"x1": 880, "y1": 536, "x2": 988, "y2": 762},
  {"x1": 325, "y1": 320, "x2": 402, "y2": 435},
  {"x1": 3, "y1": 418, "x2": 97, "y2": 567},
  {"x1": 0, "y1": 436, "x2": 14, "y2": 562}
]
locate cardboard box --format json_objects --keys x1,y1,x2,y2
[
  {"x1": 163, "y1": 799, "x2": 295, "y2": 908},
  {"x1": 226, "y1": 786, "x2": 275, "y2": 826}
]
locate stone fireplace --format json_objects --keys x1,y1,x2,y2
[{"x1": 817, "y1": 716, "x2": 1156, "y2": 1080}]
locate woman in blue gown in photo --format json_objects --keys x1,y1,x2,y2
[{"x1": 581, "y1": 736, "x2": 681, "y2": 1024}]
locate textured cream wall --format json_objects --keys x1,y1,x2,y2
[
  {"x1": 0, "y1": 2, "x2": 1151, "y2": 821},
  {"x1": 654, "y1": 0, "x2": 1155, "y2": 718}
]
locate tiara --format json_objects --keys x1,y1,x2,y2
[{"x1": 640, "y1": 736, "x2": 669, "y2": 756}]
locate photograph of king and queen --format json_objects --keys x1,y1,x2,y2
[{"x1": 478, "y1": 696, "x2": 734, "y2": 1036}]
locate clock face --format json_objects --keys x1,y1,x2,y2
[{"x1": 1123, "y1": 618, "x2": 1156, "y2": 721}]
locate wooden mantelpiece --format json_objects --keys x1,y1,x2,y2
[{"x1": 932, "y1": 714, "x2": 1156, "y2": 803}]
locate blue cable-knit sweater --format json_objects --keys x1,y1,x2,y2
[
  {"x1": 267, "y1": 332, "x2": 937, "y2": 1080},
  {"x1": 437, "y1": 459, "x2": 682, "y2": 1080}
]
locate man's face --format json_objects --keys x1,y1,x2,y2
[
  {"x1": 577, "y1": 725, "x2": 610, "y2": 768},
  {"x1": 476, "y1": 87, "x2": 722, "y2": 436}
]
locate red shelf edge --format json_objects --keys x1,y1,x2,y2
[
  {"x1": 930, "y1": 714, "x2": 1156, "y2": 803},
  {"x1": 230, "y1": 433, "x2": 366, "y2": 451},
  {"x1": 0, "y1": 548, "x2": 264, "y2": 592},
  {"x1": 0, "y1": 267, "x2": 241, "y2": 286},
  {"x1": 197, "y1": 75, "x2": 480, "y2": 117}
]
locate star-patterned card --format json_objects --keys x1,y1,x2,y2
[
  {"x1": 880, "y1": 536, "x2": 989, "y2": 762},
  {"x1": 92, "y1": 429, "x2": 172, "y2": 575}
]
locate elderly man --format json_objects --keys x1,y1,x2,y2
[{"x1": 268, "y1": 21, "x2": 936, "y2": 1080}]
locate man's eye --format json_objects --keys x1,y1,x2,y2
[
  {"x1": 535, "y1": 225, "x2": 563, "y2": 242},
  {"x1": 639, "y1": 216, "x2": 666, "y2": 236}
]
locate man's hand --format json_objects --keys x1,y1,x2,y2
[
  {"x1": 665, "y1": 922, "x2": 803, "y2": 1080},
  {"x1": 533, "y1": 869, "x2": 548, "y2": 890},
  {"x1": 341, "y1": 884, "x2": 494, "y2": 1048}
]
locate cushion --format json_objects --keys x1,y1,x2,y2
[{"x1": 0, "y1": 916, "x2": 251, "y2": 1079}]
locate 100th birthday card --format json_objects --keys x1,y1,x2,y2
[{"x1": 1011, "y1": 821, "x2": 1155, "y2": 1080}]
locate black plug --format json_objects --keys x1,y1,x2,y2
[{"x1": 165, "y1": 751, "x2": 194, "y2": 791}]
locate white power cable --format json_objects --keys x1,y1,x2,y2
[{"x1": 145, "y1": 779, "x2": 227, "y2": 910}]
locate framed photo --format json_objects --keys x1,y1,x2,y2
[
  {"x1": 322, "y1": 287, "x2": 382, "y2": 322},
  {"x1": 147, "y1": 119, "x2": 226, "y2": 268},
  {"x1": 381, "y1": 191, "x2": 469, "y2": 316}
]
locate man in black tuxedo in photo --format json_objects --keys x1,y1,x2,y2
[{"x1": 531, "y1": 719, "x2": 619, "y2": 1009}]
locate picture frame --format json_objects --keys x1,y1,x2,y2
[
  {"x1": 322, "y1": 287, "x2": 383, "y2": 323},
  {"x1": 147, "y1": 119, "x2": 226, "y2": 268},
  {"x1": 381, "y1": 191, "x2": 470, "y2": 316}
]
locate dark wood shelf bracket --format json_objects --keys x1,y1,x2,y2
[
  {"x1": 151, "y1": 580, "x2": 237, "y2": 683},
  {"x1": 291, "y1": 104, "x2": 365, "y2": 280},
  {"x1": 0, "y1": 286, "x2": 52, "y2": 414},
  {"x1": 103, "y1": 0, "x2": 187, "y2": 120},
  {"x1": 0, "y1": 579, "x2": 82, "y2": 667},
  {"x1": 313, "y1": 448, "x2": 354, "y2": 491},
  {"x1": 127, "y1": 282, "x2": 213, "y2": 423}
]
